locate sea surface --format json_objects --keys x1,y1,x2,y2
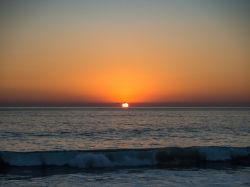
[{"x1": 0, "y1": 107, "x2": 250, "y2": 186}]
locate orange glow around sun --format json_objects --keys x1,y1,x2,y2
[{"x1": 72, "y1": 66, "x2": 161, "y2": 104}]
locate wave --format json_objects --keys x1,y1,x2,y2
[{"x1": 1, "y1": 146, "x2": 250, "y2": 170}]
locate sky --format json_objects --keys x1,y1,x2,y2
[{"x1": 0, "y1": 0, "x2": 250, "y2": 106}]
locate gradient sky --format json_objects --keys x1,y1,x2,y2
[{"x1": 1, "y1": 0, "x2": 250, "y2": 106}]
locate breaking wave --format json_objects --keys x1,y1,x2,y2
[{"x1": 1, "y1": 146, "x2": 250, "y2": 170}]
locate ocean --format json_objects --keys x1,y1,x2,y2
[{"x1": 0, "y1": 107, "x2": 250, "y2": 186}]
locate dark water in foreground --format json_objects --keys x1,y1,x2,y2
[{"x1": 0, "y1": 107, "x2": 250, "y2": 186}]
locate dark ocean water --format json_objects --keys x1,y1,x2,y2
[{"x1": 0, "y1": 107, "x2": 250, "y2": 186}]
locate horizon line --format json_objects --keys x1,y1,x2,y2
[{"x1": 0, "y1": 102, "x2": 250, "y2": 107}]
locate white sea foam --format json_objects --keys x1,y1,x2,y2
[{"x1": 1, "y1": 147, "x2": 249, "y2": 168}]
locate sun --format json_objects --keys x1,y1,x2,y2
[{"x1": 122, "y1": 102, "x2": 129, "y2": 108}]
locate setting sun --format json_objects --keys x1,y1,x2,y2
[{"x1": 122, "y1": 103, "x2": 129, "y2": 108}]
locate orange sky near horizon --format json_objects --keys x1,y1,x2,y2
[{"x1": 0, "y1": 1, "x2": 250, "y2": 105}]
